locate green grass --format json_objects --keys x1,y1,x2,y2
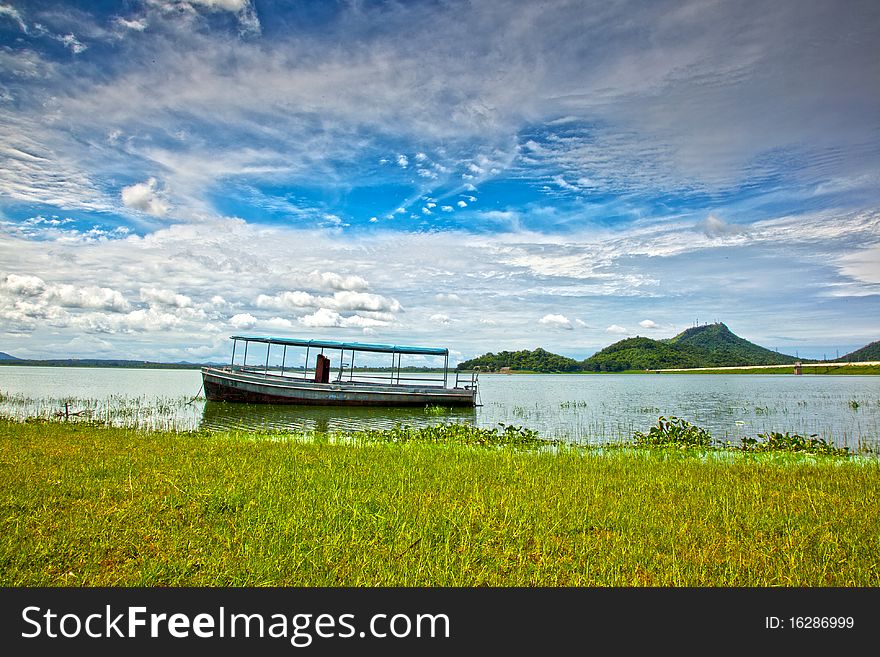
[{"x1": 1, "y1": 419, "x2": 879, "y2": 587}]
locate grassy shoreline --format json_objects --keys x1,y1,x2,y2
[{"x1": 2, "y1": 419, "x2": 879, "y2": 587}]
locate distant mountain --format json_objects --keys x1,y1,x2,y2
[
  {"x1": 835, "y1": 340, "x2": 880, "y2": 362},
  {"x1": 458, "y1": 322, "x2": 801, "y2": 373},
  {"x1": 0, "y1": 352, "x2": 20, "y2": 361},
  {"x1": 0, "y1": 357, "x2": 208, "y2": 369}
]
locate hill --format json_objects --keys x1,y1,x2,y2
[
  {"x1": 457, "y1": 348, "x2": 581, "y2": 372},
  {"x1": 583, "y1": 323, "x2": 798, "y2": 371},
  {"x1": 579, "y1": 336, "x2": 701, "y2": 372},
  {"x1": 665, "y1": 323, "x2": 799, "y2": 366},
  {"x1": 0, "y1": 352, "x2": 21, "y2": 361},
  {"x1": 835, "y1": 340, "x2": 880, "y2": 362}
]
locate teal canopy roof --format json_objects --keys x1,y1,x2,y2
[{"x1": 230, "y1": 335, "x2": 448, "y2": 356}]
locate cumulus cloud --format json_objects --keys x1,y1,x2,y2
[
  {"x1": 264, "y1": 316, "x2": 293, "y2": 330},
  {"x1": 121, "y1": 178, "x2": 169, "y2": 217},
  {"x1": 229, "y1": 312, "x2": 257, "y2": 329},
  {"x1": 2, "y1": 274, "x2": 129, "y2": 313},
  {"x1": 306, "y1": 270, "x2": 369, "y2": 292},
  {"x1": 140, "y1": 287, "x2": 193, "y2": 308},
  {"x1": 48, "y1": 285, "x2": 129, "y2": 312},
  {"x1": 639, "y1": 319, "x2": 659, "y2": 329},
  {"x1": 330, "y1": 291, "x2": 401, "y2": 312},
  {"x1": 606, "y1": 324, "x2": 628, "y2": 334},
  {"x1": 2, "y1": 273, "x2": 46, "y2": 296},
  {"x1": 299, "y1": 308, "x2": 388, "y2": 328},
  {"x1": 113, "y1": 308, "x2": 180, "y2": 332},
  {"x1": 430, "y1": 313, "x2": 451, "y2": 325},
  {"x1": 256, "y1": 291, "x2": 315, "y2": 309},
  {"x1": 254, "y1": 289, "x2": 401, "y2": 317},
  {"x1": 538, "y1": 313, "x2": 573, "y2": 329},
  {"x1": 435, "y1": 293, "x2": 462, "y2": 303}
]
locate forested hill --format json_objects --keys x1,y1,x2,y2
[
  {"x1": 835, "y1": 340, "x2": 880, "y2": 362},
  {"x1": 458, "y1": 323, "x2": 803, "y2": 372},
  {"x1": 456, "y1": 348, "x2": 582, "y2": 372}
]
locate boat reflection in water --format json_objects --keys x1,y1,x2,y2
[{"x1": 199, "y1": 400, "x2": 477, "y2": 434}]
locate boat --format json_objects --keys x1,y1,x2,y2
[{"x1": 201, "y1": 335, "x2": 479, "y2": 407}]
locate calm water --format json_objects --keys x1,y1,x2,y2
[{"x1": 1, "y1": 366, "x2": 878, "y2": 451}]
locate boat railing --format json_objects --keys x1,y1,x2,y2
[
  {"x1": 454, "y1": 368, "x2": 480, "y2": 390},
  {"x1": 223, "y1": 365, "x2": 470, "y2": 389}
]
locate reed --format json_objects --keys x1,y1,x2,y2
[{"x1": 1, "y1": 419, "x2": 878, "y2": 587}]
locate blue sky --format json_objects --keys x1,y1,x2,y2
[{"x1": 0, "y1": 0, "x2": 878, "y2": 364}]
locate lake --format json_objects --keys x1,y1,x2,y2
[{"x1": 1, "y1": 366, "x2": 878, "y2": 452}]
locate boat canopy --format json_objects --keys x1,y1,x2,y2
[{"x1": 229, "y1": 335, "x2": 448, "y2": 356}]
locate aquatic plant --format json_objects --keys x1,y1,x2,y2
[
  {"x1": 739, "y1": 431, "x2": 850, "y2": 457},
  {"x1": 632, "y1": 416, "x2": 714, "y2": 449},
  {"x1": 351, "y1": 422, "x2": 547, "y2": 448}
]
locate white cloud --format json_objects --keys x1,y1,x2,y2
[
  {"x1": 837, "y1": 246, "x2": 880, "y2": 286},
  {"x1": 435, "y1": 293, "x2": 462, "y2": 303},
  {"x1": 140, "y1": 287, "x2": 193, "y2": 308},
  {"x1": 457, "y1": 200, "x2": 468, "y2": 208},
  {"x1": 256, "y1": 291, "x2": 316, "y2": 309},
  {"x1": 538, "y1": 313, "x2": 573, "y2": 329},
  {"x1": 639, "y1": 319, "x2": 659, "y2": 329},
  {"x1": 114, "y1": 17, "x2": 149, "y2": 32},
  {"x1": 441, "y1": 205, "x2": 454, "y2": 212},
  {"x1": 121, "y1": 178, "x2": 169, "y2": 217},
  {"x1": 430, "y1": 313, "x2": 451, "y2": 325},
  {"x1": 606, "y1": 324, "x2": 628, "y2": 334},
  {"x1": 699, "y1": 213, "x2": 749, "y2": 239},
  {"x1": 115, "y1": 308, "x2": 180, "y2": 332},
  {"x1": 255, "y1": 289, "x2": 400, "y2": 314},
  {"x1": 229, "y1": 313, "x2": 257, "y2": 329},
  {"x1": 329, "y1": 291, "x2": 401, "y2": 313},
  {"x1": 396, "y1": 154, "x2": 409, "y2": 168},
  {"x1": 48, "y1": 285, "x2": 130, "y2": 312},
  {"x1": 2, "y1": 273, "x2": 46, "y2": 296},
  {"x1": 306, "y1": 270, "x2": 369, "y2": 292},
  {"x1": 299, "y1": 308, "x2": 388, "y2": 328},
  {"x1": 59, "y1": 34, "x2": 87, "y2": 54},
  {"x1": 0, "y1": 5, "x2": 27, "y2": 33},
  {"x1": 264, "y1": 316, "x2": 293, "y2": 330}
]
